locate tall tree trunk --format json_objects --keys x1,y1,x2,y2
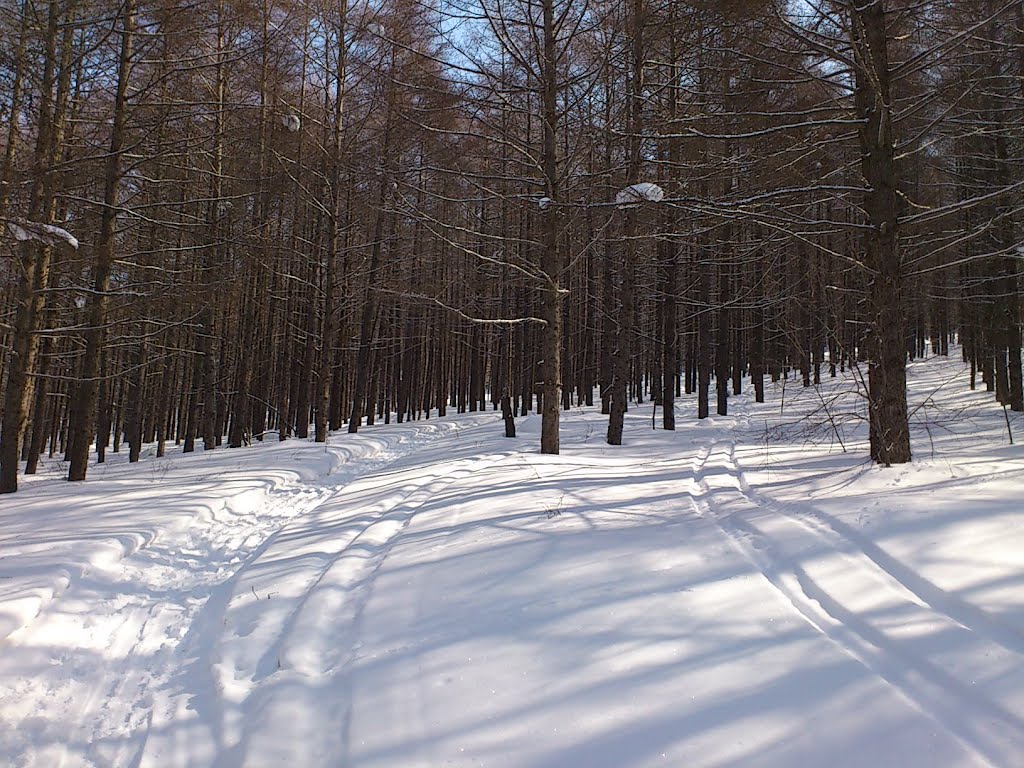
[
  {"x1": 607, "y1": 0, "x2": 643, "y2": 446},
  {"x1": 851, "y1": 0, "x2": 911, "y2": 465},
  {"x1": 0, "y1": 0, "x2": 63, "y2": 493},
  {"x1": 317, "y1": 0, "x2": 348, "y2": 442},
  {"x1": 67, "y1": 0, "x2": 134, "y2": 480},
  {"x1": 538, "y1": 0, "x2": 563, "y2": 454}
]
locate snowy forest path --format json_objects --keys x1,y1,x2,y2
[
  {"x1": 691, "y1": 436, "x2": 1024, "y2": 768},
  {"x1": 335, "y1": 408, "x2": 997, "y2": 768},
  {"x1": 0, "y1": 414, "x2": 497, "y2": 768},
  {"x1": 140, "y1": 416, "x2": 518, "y2": 767},
  {"x1": 4, "y1": 392, "x2": 1021, "y2": 768}
]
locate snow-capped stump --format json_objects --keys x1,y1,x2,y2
[
  {"x1": 615, "y1": 182, "x2": 665, "y2": 208},
  {"x1": 4, "y1": 218, "x2": 79, "y2": 249},
  {"x1": 281, "y1": 113, "x2": 300, "y2": 133},
  {"x1": 537, "y1": 196, "x2": 553, "y2": 211}
]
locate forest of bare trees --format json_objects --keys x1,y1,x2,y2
[{"x1": 1, "y1": 0, "x2": 1022, "y2": 492}]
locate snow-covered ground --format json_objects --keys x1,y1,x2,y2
[{"x1": 2, "y1": 354, "x2": 1023, "y2": 767}]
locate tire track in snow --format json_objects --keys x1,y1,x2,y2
[{"x1": 690, "y1": 439, "x2": 1024, "y2": 768}]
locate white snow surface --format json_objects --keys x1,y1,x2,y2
[
  {"x1": 5, "y1": 219, "x2": 79, "y2": 249},
  {"x1": 6, "y1": 221, "x2": 31, "y2": 241},
  {"x1": 2, "y1": 354, "x2": 1024, "y2": 767},
  {"x1": 615, "y1": 182, "x2": 665, "y2": 207}
]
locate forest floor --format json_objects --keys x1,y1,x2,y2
[{"x1": 2, "y1": 352, "x2": 1024, "y2": 767}]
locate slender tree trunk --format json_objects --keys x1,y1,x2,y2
[
  {"x1": 607, "y1": 0, "x2": 644, "y2": 446},
  {"x1": 317, "y1": 0, "x2": 348, "y2": 442},
  {"x1": 126, "y1": 338, "x2": 147, "y2": 463},
  {"x1": 537, "y1": 0, "x2": 563, "y2": 454},
  {"x1": 67, "y1": 0, "x2": 134, "y2": 480}
]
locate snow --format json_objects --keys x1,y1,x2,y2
[
  {"x1": 281, "y1": 114, "x2": 300, "y2": 132},
  {"x1": 4, "y1": 219, "x2": 79, "y2": 249},
  {"x1": 615, "y1": 182, "x2": 665, "y2": 207},
  {"x1": 6, "y1": 221, "x2": 31, "y2": 241},
  {"x1": 2, "y1": 354, "x2": 1024, "y2": 767}
]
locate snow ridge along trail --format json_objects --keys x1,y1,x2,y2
[
  {"x1": 0, "y1": 415, "x2": 496, "y2": 768},
  {"x1": 692, "y1": 435, "x2": 1024, "y2": 767}
]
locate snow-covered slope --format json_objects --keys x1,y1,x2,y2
[{"x1": 1, "y1": 355, "x2": 1023, "y2": 767}]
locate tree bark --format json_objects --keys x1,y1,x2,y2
[
  {"x1": 66, "y1": 0, "x2": 133, "y2": 480},
  {"x1": 538, "y1": 0, "x2": 563, "y2": 454},
  {"x1": 851, "y1": 0, "x2": 911, "y2": 465}
]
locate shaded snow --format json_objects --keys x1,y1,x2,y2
[{"x1": 1, "y1": 355, "x2": 1023, "y2": 767}]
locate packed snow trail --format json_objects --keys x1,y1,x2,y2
[
  {"x1": 0, "y1": 416, "x2": 498, "y2": 767},
  {"x1": 333, "y1": 415, "x2": 999, "y2": 768},
  {"x1": 2, "y1": 354, "x2": 1023, "y2": 767},
  {"x1": 143, "y1": 423, "x2": 518, "y2": 767},
  {"x1": 692, "y1": 438, "x2": 1024, "y2": 766}
]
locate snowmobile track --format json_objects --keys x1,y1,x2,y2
[{"x1": 690, "y1": 438, "x2": 1024, "y2": 768}]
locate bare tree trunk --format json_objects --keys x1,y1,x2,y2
[
  {"x1": 126, "y1": 338, "x2": 147, "y2": 463},
  {"x1": 0, "y1": 0, "x2": 62, "y2": 493},
  {"x1": 317, "y1": 0, "x2": 348, "y2": 442},
  {"x1": 0, "y1": 0, "x2": 30, "y2": 221},
  {"x1": 851, "y1": 0, "x2": 911, "y2": 465},
  {"x1": 607, "y1": 0, "x2": 644, "y2": 446},
  {"x1": 67, "y1": 0, "x2": 134, "y2": 480},
  {"x1": 348, "y1": 186, "x2": 387, "y2": 433},
  {"x1": 536, "y1": 0, "x2": 563, "y2": 454}
]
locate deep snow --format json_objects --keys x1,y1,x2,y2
[{"x1": 1, "y1": 353, "x2": 1023, "y2": 767}]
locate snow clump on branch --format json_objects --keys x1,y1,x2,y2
[
  {"x1": 4, "y1": 219, "x2": 79, "y2": 249},
  {"x1": 615, "y1": 182, "x2": 664, "y2": 208}
]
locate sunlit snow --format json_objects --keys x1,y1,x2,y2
[
  {"x1": 5, "y1": 219, "x2": 79, "y2": 249},
  {"x1": 615, "y1": 182, "x2": 665, "y2": 207},
  {"x1": 1, "y1": 353, "x2": 1022, "y2": 767}
]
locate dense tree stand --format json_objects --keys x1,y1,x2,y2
[{"x1": 3, "y1": 0, "x2": 1022, "y2": 487}]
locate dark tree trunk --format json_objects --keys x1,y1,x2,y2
[
  {"x1": 852, "y1": 0, "x2": 911, "y2": 465},
  {"x1": 538, "y1": 0, "x2": 563, "y2": 455},
  {"x1": 67, "y1": 0, "x2": 133, "y2": 480},
  {"x1": 660, "y1": 229, "x2": 677, "y2": 431}
]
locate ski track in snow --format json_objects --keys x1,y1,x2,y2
[
  {"x1": 159, "y1": 442, "x2": 518, "y2": 767},
  {"x1": 690, "y1": 435, "x2": 1024, "y2": 767},
  {"x1": 3, "y1": 355, "x2": 1024, "y2": 767},
  {"x1": 0, "y1": 416, "x2": 497, "y2": 768}
]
